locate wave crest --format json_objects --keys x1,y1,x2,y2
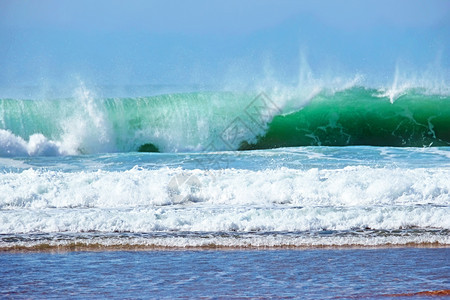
[{"x1": 1, "y1": 86, "x2": 449, "y2": 156}]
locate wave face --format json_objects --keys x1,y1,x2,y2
[
  {"x1": 245, "y1": 88, "x2": 450, "y2": 149},
  {"x1": 0, "y1": 89, "x2": 260, "y2": 155},
  {"x1": 1, "y1": 86, "x2": 449, "y2": 156}
]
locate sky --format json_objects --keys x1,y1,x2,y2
[{"x1": 1, "y1": 0, "x2": 449, "y2": 92}]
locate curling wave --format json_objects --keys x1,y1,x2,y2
[{"x1": 1, "y1": 86, "x2": 449, "y2": 156}]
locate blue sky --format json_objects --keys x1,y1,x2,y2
[{"x1": 1, "y1": 0, "x2": 449, "y2": 90}]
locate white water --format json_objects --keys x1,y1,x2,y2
[
  {"x1": 1, "y1": 166, "x2": 448, "y2": 240},
  {"x1": 1, "y1": 166, "x2": 449, "y2": 209}
]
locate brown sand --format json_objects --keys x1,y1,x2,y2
[
  {"x1": 1, "y1": 242, "x2": 448, "y2": 253},
  {"x1": 383, "y1": 289, "x2": 450, "y2": 297}
]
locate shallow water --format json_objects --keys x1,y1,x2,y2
[{"x1": 1, "y1": 248, "x2": 449, "y2": 299}]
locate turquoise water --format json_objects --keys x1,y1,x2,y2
[
  {"x1": 1, "y1": 87, "x2": 450, "y2": 156},
  {"x1": 1, "y1": 249, "x2": 449, "y2": 299}
]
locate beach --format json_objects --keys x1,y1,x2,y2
[{"x1": 1, "y1": 1, "x2": 450, "y2": 298}]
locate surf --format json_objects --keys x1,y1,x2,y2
[{"x1": 0, "y1": 86, "x2": 449, "y2": 156}]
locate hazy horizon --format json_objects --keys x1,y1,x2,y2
[{"x1": 1, "y1": 0, "x2": 449, "y2": 93}]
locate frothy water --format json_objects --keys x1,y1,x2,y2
[{"x1": 1, "y1": 146, "x2": 449, "y2": 249}]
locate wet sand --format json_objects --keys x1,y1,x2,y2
[{"x1": 1, "y1": 242, "x2": 448, "y2": 253}]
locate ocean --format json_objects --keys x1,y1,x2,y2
[{"x1": 1, "y1": 85, "x2": 449, "y2": 297}]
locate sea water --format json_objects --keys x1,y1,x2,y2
[
  {"x1": 0, "y1": 85, "x2": 449, "y2": 297},
  {"x1": 1, "y1": 249, "x2": 449, "y2": 298},
  {"x1": 0, "y1": 146, "x2": 449, "y2": 249}
]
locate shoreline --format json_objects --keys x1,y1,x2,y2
[{"x1": 1, "y1": 242, "x2": 448, "y2": 253}]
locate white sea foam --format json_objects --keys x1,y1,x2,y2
[
  {"x1": 0, "y1": 166, "x2": 448, "y2": 237},
  {"x1": 0, "y1": 129, "x2": 64, "y2": 157},
  {"x1": 1, "y1": 232, "x2": 448, "y2": 249},
  {"x1": 1, "y1": 205, "x2": 448, "y2": 235},
  {"x1": 1, "y1": 166, "x2": 449, "y2": 209}
]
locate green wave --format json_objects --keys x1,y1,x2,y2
[
  {"x1": 241, "y1": 87, "x2": 450, "y2": 149},
  {"x1": 0, "y1": 91, "x2": 258, "y2": 153},
  {"x1": 0, "y1": 87, "x2": 449, "y2": 155}
]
